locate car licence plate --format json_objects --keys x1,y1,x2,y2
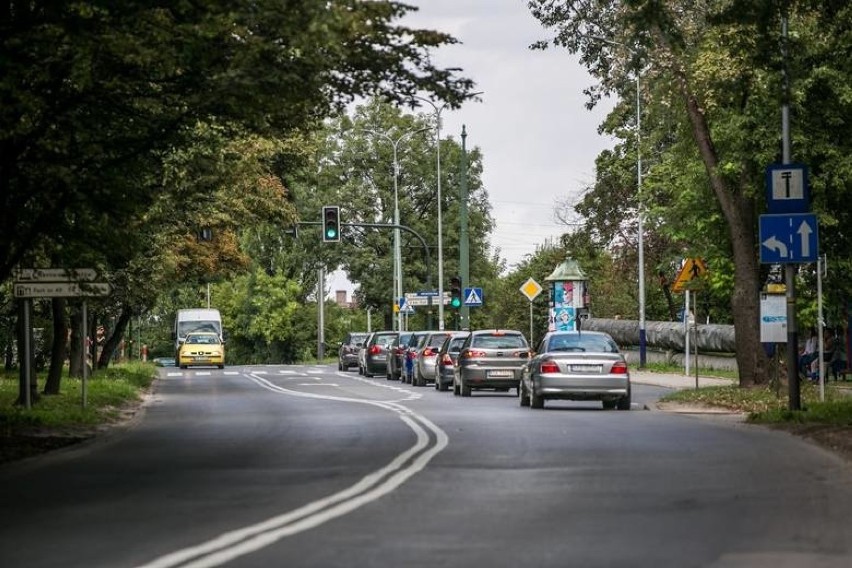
[
  {"x1": 194, "y1": 356, "x2": 210, "y2": 362},
  {"x1": 487, "y1": 370, "x2": 514, "y2": 378},
  {"x1": 571, "y1": 364, "x2": 602, "y2": 373}
]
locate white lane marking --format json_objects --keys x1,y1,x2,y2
[
  {"x1": 136, "y1": 372, "x2": 447, "y2": 568},
  {"x1": 223, "y1": 372, "x2": 239, "y2": 376},
  {"x1": 277, "y1": 370, "x2": 297, "y2": 375},
  {"x1": 166, "y1": 372, "x2": 181, "y2": 377},
  {"x1": 297, "y1": 383, "x2": 338, "y2": 387},
  {"x1": 195, "y1": 372, "x2": 211, "y2": 376}
]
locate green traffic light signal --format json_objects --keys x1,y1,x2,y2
[
  {"x1": 322, "y1": 205, "x2": 340, "y2": 243},
  {"x1": 450, "y1": 276, "x2": 462, "y2": 309}
]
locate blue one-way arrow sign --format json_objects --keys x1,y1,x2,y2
[{"x1": 759, "y1": 213, "x2": 819, "y2": 264}]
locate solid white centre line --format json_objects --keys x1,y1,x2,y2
[{"x1": 136, "y1": 371, "x2": 447, "y2": 568}]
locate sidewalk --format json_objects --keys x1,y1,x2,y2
[
  {"x1": 630, "y1": 369, "x2": 740, "y2": 415},
  {"x1": 630, "y1": 369, "x2": 733, "y2": 390}
]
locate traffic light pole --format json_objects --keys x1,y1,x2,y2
[{"x1": 459, "y1": 126, "x2": 470, "y2": 330}]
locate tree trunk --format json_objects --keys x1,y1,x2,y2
[
  {"x1": 69, "y1": 305, "x2": 84, "y2": 378},
  {"x1": 15, "y1": 300, "x2": 39, "y2": 406},
  {"x1": 97, "y1": 306, "x2": 133, "y2": 369},
  {"x1": 678, "y1": 77, "x2": 768, "y2": 386},
  {"x1": 43, "y1": 298, "x2": 68, "y2": 395}
]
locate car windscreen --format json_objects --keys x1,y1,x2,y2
[
  {"x1": 546, "y1": 334, "x2": 619, "y2": 353},
  {"x1": 472, "y1": 334, "x2": 527, "y2": 349}
]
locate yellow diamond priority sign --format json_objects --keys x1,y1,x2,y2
[{"x1": 520, "y1": 277, "x2": 543, "y2": 301}]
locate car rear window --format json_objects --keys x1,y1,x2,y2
[
  {"x1": 428, "y1": 334, "x2": 450, "y2": 347},
  {"x1": 546, "y1": 334, "x2": 619, "y2": 353},
  {"x1": 448, "y1": 337, "x2": 467, "y2": 352},
  {"x1": 472, "y1": 334, "x2": 527, "y2": 349},
  {"x1": 373, "y1": 334, "x2": 397, "y2": 347},
  {"x1": 349, "y1": 333, "x2": 370, "y2": 344}
]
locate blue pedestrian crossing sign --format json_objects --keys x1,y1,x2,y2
[
  {"x1": 463, "y1": 287, "x2": 483, "y2": 307},
  {"x1": 759, "y1": 213, "x2": 819, "y2": 264}
]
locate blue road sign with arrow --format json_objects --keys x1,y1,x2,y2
[{"x1": 759, "y1": 213, "x2": 818, "y2": 264}]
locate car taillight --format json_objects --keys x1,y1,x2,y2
[
  {"x1": 369, "y1": 345, "x2": 381, "y2": 355},
  {"x1": 540, "y1": 360, "x2": 560, "y2": 374},
  {"x1": 441, "y1": 354, "x2": 453, "y2": 365},
  {"x1": 423, "y1": 347, "x2": 435, "y2": 357},
  {"x1": 611, "y1": 361, "x2": 628, "y2": 374},
  {"x1": 464, "y1": 350, "x2": 487, "y2": 358}
]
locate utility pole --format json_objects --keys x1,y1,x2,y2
[{"x1": 459, "y1": 125, "x2": 470, "y2": 330}]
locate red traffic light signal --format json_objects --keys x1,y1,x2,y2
[{"x1": 322, "y1": 206, "x2": 340, "y2": 242}]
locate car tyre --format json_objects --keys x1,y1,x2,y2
[
  {"x1": 453, "y1": 381, "x2": 460, "y2": 396},
  {"x1": 461, "y1": 380, "x2": 472, "y2": 397},
  {"x1": 602, "y1": 399, "x2": 617, "y2": 410},
  {"x1": 530, "y1": 389, "x2": 544, "y2": 409},
  {"x1": 519, "y1": 383, "x2": 530, "y2": 407},
  {"x1": 617, "y1": 389, "x2": 631, "y2": 411}
]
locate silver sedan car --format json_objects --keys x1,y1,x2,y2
[
  {"x1": 412, "y1": 331, "x2": 452, "y2": 386},
  {"x1": 519, "y1": 331, "x2": 631, "y2": 410},
  {"x1": 454, "y1": 329, "x2": 530, "y2": 397}
]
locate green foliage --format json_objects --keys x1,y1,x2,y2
[
  {"x1": 662, "y1": 381, "x2": 849, "y2": 416},
  {"x1": 0, "y1": 363, "x2": 156, "y2": 432}
]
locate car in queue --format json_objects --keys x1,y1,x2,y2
[
  {"x1": 363, "y1": 331, "x2": 398, "y2": 378},
  {"x1": 177, "y1": 332, "x2": 225, "y2": 369},
  {"x1": 402, "y1": 331, "x2": 430, "y2": 384},
  {"x1": 453, "y1": 329, "x2": 530, "y2": 397},
  {"x1": 387, "y1": 331, "x2": 414, "y2": 381},
  {"x1": 434, "y1": 331, "x2": 471, "y2": 391},
  {"x1": 412, "y1": 331, "x2": 452, "y2": 386},
  {"x1": 519, "y1": 330, "x2": 631, "y2": 410},
  {"x1": 339, "y1": 331, "x2": 370, "y2": 371}
]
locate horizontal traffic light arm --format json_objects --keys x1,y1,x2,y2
[{"x1": 297, "y1": 221, "x2": 432, "y2": 289}]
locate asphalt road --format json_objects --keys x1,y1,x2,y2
[{"x1": 1, "y1": 364, "x2": 850, "y2": 568}]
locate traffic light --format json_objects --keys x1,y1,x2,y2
[
  {"x1": 322, "y1": 206, "x2": 340, "y2": 242},
  {"x1": 450, "y1": 275, "x2": 462, "y2": 309}
]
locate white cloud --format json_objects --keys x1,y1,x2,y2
[{"x1": 328, "y1": 1, "x2": 616, "y2": 298}]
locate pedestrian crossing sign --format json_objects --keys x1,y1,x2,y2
[
  {"x1": 672, "y1": 258, "x2": 707, "y2": 293},
  {"x1": 463, "y1": 287, "x2": 483, "y2": 307}
]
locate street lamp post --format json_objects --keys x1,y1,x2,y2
[
  {"x1": 591, "y1": 36, "x2": 646, "y2": 367},
  {"x1": 368, "y1": 127, "x2": 429, "y2": 332},
  {"x1": 414, "y1": 93, "x2": 483, "y2": 332},
  {"x1": 413, "y1": 96, "x2": 449, "y2": 331}
]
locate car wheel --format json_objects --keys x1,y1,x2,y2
[
  {"x1": 461, "y1": 380, "x2": 472, "y2": 397},
  {"x1": 338, "y1": 362, "x2": 343, "y2": 371},
  {"x1": 415, "y1": 368, "x2": 425, "y2": 387},
  {"x1": 519, "y1": 383, "x2": 530, "y2": 407},
  {"x1": 602, "y1": 399, "x2": 617, "y2": 410},
  {"x1": 530, "y1": 389, "x2": 544, "y2": 409},
  {"x1": 453, "y1": 381, "x2": 460, "y2": 396},
  {"x1": 218, "y1": 365, "x2": 224, "y2": 370},
  {"x1": 617, "y1": 391, "x2": 631, "y2": 411}
]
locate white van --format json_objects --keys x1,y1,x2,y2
[{"x1": 174, "y1": 309, "x2": 223, "y2": 358}]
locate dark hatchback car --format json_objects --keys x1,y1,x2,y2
[
  {"x1": 338, "y1": 332, "x2": 370, "y2": 371},
  {"x1": 434, "y1": 331, "x2": 471, "y2": 391},
  {"x1": 454, "y1": 329, "x2": 530, "y2": 397},
  {"x1": 363, "y1": 331, "x2": 398, "y2": 378},
  {"x1": 387, "y1": 331, "x2": 414, "y2": 381}
]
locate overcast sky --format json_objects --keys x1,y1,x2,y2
[{"x1": 330, "y1": 0, "x2": 615, "y2": 297}]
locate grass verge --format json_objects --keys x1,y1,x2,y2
[{"x1": 0, "y1": 361, "x2": 157, "y2": 436}]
